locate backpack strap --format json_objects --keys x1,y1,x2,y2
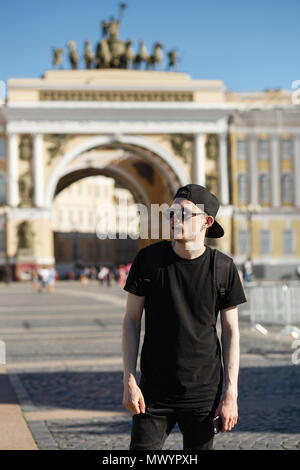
[{"x1": 213, "y1": 248, "x2": 232, "y2": 312}]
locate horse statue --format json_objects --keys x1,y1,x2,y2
[
  {"x1": 167, "y1": 49, "x2": 178, "y2": 71},
  {"x1": 121, "y1": 40, "x2": 135, "y2": 68},
  {"x1": 134, "y1": 41, "x2": 149, "y2": 69},
  {"x1": 95, "y1": 38, "x2": 112, "y2": 68},
  {"x1": 67, "y1": 41, "x2": 79, "y2": 69},
  {"x1": 147, "y1": 42, "x2": 164, "y2": 70},
  {"x1": 52, "y1": 48, "x2": 64, "y2": 68},
  {"x1": 84, "y1": 39, "x2": 95, "y2": 69}
]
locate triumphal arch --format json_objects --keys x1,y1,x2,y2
[{"x1": 5, "y1": 66, "x2": 233, "y2": 279}]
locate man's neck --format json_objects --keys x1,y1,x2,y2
[{"x1": 171, "y1": 239, "x2": 206, "y2": 259}]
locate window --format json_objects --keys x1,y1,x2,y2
[
  {"x1": 282, "y1": 173, "x2": 293, "y2": 203},
  {"x1": 281, "y1": 138, "x2": 292, "y2": 159},
  {"x1": 0, "y1": 138, "x2": 5, "y2": 159},
  {"x1": 0, "y1": 173, "x2": 5, "y2": 203},
  {"x1": 282, "y1": 229, "x2": 294, "y2": 254},
  {"x1": 260, "y1": 229, "x2": 272, "y2": 254},
  {"x1": 238, "y1": 173, "x2": 248, "y2": 203},
  {"x1": 236, "y1": 139, "x2": 247, "y2": 160},
  {"x1": 238, "y1": 229, "x2": 250, "y2": 255},
  {"x1": 259, "y1": 173, "x2": 270, "y2": 203},
  {"x1": 258, "y1": 138, "x2": 269, "y2": 159}
]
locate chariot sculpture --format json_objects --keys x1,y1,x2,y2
[{"x1": 52, "y1": 3, "x2": 178, "y2": 71}]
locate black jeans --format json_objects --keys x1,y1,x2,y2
[{"x1": 129, "y1": 403, "x2": 215, "y2": 450}]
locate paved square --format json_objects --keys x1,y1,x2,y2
[{"x1": 0, "y1": 281, "x2": 299, "y2": 450}]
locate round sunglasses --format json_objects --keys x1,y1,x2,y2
[{"x1": 163, "y1": 207, "x2": 206, "y2": 221}]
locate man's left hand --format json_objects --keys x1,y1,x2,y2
[{"x1": 215, "y1": 393, "x2": 238, "y2": 432}]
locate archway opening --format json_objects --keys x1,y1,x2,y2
[
  {"x1": 51, "y1": 170, "x2": 144, "y2": 281},
  {"x1": 47, "y1": 138, "x2": 187, "y2": 280}
]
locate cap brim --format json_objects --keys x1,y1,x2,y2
[{"x1": 205, "y1": 220, "x2": 224, "y2": 238}]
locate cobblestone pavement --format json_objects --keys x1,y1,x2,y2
[{"x1": 0, "y1": 280, "x2": 299, "y2": 450}]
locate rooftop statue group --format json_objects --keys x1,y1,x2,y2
[{"x1": 52, "y1": 3, "x2": 178, "y2": 71}]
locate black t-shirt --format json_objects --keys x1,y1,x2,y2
[{"x1": 124, "y1": 240, "x2": 247, "y2": 409}]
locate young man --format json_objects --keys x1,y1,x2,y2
[{"x1": 122, "y1": 184, "x2": 247, "y2": 450}]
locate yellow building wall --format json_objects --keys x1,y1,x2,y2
[
  {"x1": 7, "y1": 217, "x2": 54, "y2": 260},
  {"x1": 32, "y1": 218, "x2": 54, "y2": 260},
  {"x1": 291, "y1": 219, "x2": 300, "y2": 256}
]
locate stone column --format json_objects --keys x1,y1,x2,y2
[
  {"x1": 33, "y1": 133, "x2": 44, "y2": 207},
  {"x1": 249, "y1": 134, "x2": 258, "y2": 205},
  {"x1": 294, "y1": 134, "x2": 300, "y2": 207},
  {"x1": 270, "y1": 134, "x2": 281, "y2": 207},
  {"x1": 219, "y1": 132, "x2": 229, "y2": 205},
  {"x1": 193, "y1": 133, "x2": 206, "y2": 186},
  {"x1": 7, "y1": 133, "x2": 19, "y2": 207}
]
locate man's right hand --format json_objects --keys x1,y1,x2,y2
[{"x1": 122, "y1": 379, "x2": 146, "y2": 415}]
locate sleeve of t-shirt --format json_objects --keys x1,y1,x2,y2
[
  {"x1": 218, "y1": 260, "x2": 247, "y2": 310},
  {"x1": 123, "y1": 248, "x2": 147, "y2": 297}
]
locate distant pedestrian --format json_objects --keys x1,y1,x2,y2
[
  {"x1": 91, "y1": 266, "x2": 97, "y2": 281},
  {"x1": 243, "y1": 257, "x2": 253, "y2": 283},
  {"x1": 37, "y1": 267, "x2": 50, "y2": 293},
  {"x1": 98, "y1": 266, "x2": 109, "y2": 286},
  {"x1": 31, "y1": 268, "x2": 39, "y2": 293},
  {"x1": 106, "y1": 268, "x2": 111, "y2": 287},
  {"x1": 113, "y1": 266, "x2": 120, "y2": 284},
  {"x1": 47, "y1": 268, "x2": 55, "y2": 292},
  {"x1": 296, "y1": 265, "x2": 300, "y2": 280},
  {"x1": 118, "y1": 265, "x2": 127, "y2": 287}
]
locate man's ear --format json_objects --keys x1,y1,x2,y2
[{"x1": 206, "y1": 215, "x2": 214, "y2": 229}]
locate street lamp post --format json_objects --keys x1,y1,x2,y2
[{"x1": 240, "y1": 203, "x2": 261, "y2": 258}]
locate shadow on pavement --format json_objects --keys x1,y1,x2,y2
[
  {"x1": 0, "y1": 372, "x2": 19, "y2": 405},
  {"x1": 11, "y1": 365, "x2": 300, "y2": 434}
]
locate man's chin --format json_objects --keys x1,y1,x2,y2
[
  {"x1": 172, "y1": 232, "x2": 197, "y2": 243},
  {"x1": 171, "y1": 229, "x2": 199, "y2": 244}
]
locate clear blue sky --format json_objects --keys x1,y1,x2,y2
[{"x1": 0, "y1": 0, "x2": 299, "y2": 92}]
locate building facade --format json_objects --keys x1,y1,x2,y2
[{"x1": 0, "y1": 69, "x2": 299, "y2": 280}]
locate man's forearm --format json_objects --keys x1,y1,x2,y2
[
  {"x1": 122, "y1": 316, "x2": 141, "y2": 384},
  {"x1": 221, "y1": 326, "x2": 240, "y2": 397}
]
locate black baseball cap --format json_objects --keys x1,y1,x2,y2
[{"x1": 173, "y1": 184, "x2": 224, "y2": 238}]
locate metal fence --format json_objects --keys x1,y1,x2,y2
[{"x1": 246, "y1": 283, "x2": 300, "y2": 335}]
